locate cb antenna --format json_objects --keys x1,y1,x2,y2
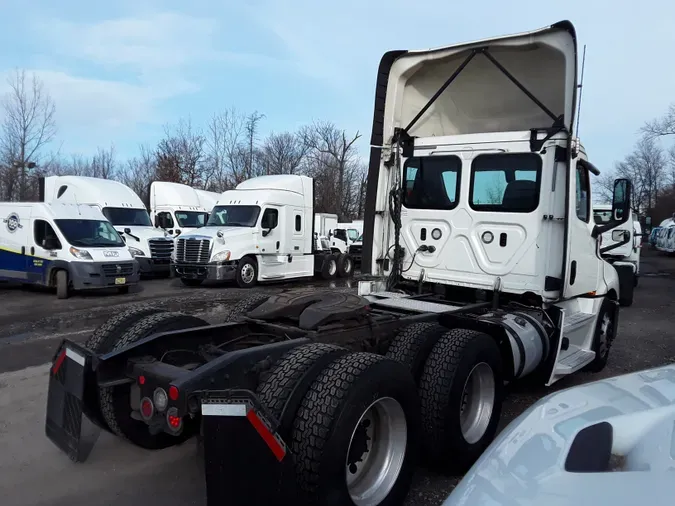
[{"x1": 575, "y1": 44, "x2": 587, "y2": 137}]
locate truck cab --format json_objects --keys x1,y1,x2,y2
[
  {"x1": 173, "y1": 175, "x2": 350, "y2": 287},
  {"x1": 0, "y1": 202, "x2": 139, "y2": 298},
  {"x1": 150, "y1": 181, "x2": 209, "y2": 237},
  {"x1": 40, "y1": 176, "x2": 174, "y2": 277},
  {"x1": 594, "y1": 204, "x2": 641, "y2": 287}
]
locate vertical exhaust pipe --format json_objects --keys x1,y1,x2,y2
[{"x1": 38, "y1": 176, "x2": 45, "y2": 202}]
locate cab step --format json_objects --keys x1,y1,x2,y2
[{"x1": 554, "y1": 345, "x2": 595, "y2": 375}]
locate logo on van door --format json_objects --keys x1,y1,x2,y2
[
  {"x1": 3, "y1": 213, "x2": 22, "y2": 233},
  {"x1": 103, "y1": 250, "x2": 119, "y2": 257}
]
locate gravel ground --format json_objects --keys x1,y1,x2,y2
[{"x1": 0, "y1": 248, "x2": 674, "y2": 506}]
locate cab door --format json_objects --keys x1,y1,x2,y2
[
  {"x1": 562, "y1": 159, "x2": 601, "y2": 298},
  {"x1": 257, "y1": 206, "x2": 281, "y2": 255},
  {"x1": 28, "y1": 218, "x2": 62, "y2": 284}
]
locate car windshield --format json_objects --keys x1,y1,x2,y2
[
  {"x1": 103, "y1": 207, "x2": 152, "y2": 227},
  {"x1": 205, "y1": 205, "x2": 261, "y2": 227},
  {"x1": 175, "y1": 211, "x2": 208, "y2": 228},
  {"x1": 55, "y1": 219, "x2": 125, "y2": 248},
  {"x1": 593, "y1": 210, "x2": 613, "y2": 224}
]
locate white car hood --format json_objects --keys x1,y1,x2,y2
[{"x1": 443, "y1": 364, "x2": 675, "y2": 506}]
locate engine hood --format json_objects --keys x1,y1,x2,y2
[
  {"x1": 377, "y1": 20, "x2": 578, "y2": 144},
  {"x1": 179, "y1": 227, "x2": 255, "y2": 241},
  {"x1": 443, "y1": 364, "x2": 675, "y2": 506},
  {"x1": 115, "y1": 226, "x2": 170, "y2": 245}
]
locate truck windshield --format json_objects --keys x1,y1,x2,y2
[
  {"x1": 103, "y1": 207, "x2": 152, "y2": 227},
  {"x1": 175, "y1": 211, "x2": 208, "y2": 228},
  {"x1": 206, "y1": 205, "x2": 261, "y2": 227},
  {"x1": 347, "y1": 229, "x2": 360, "y2": 241},
  {"x1": 55, "y1": 220, "x2": 125, "y2": 248}
]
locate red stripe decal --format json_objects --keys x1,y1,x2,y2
[
  {"x1": 246, "y1": 409, "x2": 286, "y2": 462},
  {"x1": 52, "y1": 350, "x2": 67, "y2": 375}
]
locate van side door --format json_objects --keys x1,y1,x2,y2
[{"x1": 0, "y1": 206, "x2": 31, "y2": 282}]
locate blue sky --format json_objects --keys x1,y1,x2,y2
[{"x1": 0, "y1": 0, "x2": 673, "y2": 172}]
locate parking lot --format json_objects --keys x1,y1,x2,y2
[{"x1": 1, "y1": 248, "x2": 675, "y2": 506}]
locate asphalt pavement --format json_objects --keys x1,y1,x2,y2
[{"x1": 0, "y1": 249, "x2": 674, "y2": 506}]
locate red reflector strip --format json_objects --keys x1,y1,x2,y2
[
  {"x1": 52, "y1": 350, "x2": 67, "y2": 375},
  {"x1": 246, "y1": 409, "x2": 286, "y2": 462}
]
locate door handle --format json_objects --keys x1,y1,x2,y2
[
  {"x1": 30, "y1": 246, "x2": 34, "y2": 255},
  {"x1": 276, "y1": 241, "x2": 280, "y2": 250},
  {"x1": 570, "y1": 260, "x2": 577, "y2": 285}
]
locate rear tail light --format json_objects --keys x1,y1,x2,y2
[
  {"x1": 168, "y1": 385, "x2": 179, "y2": 401},
  {"x1": 153, "y1": 388, "x2": 168, "y2": 412},
  {"x1": 140, "y1": 397, "x2": 154, "y2": 420},
  {"x1": 166, "y1": 407, "x2": 183, "y2": 433}
]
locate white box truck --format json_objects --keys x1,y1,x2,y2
[
  {"x1": 40, "y1": 176, "x2": 174, "y2": 277},
  {"x1": 0, "y1": 202, "x2": 139, "y2": 298},
  {"x1": 173, "y1": 175, "x2": 355, "y2": 287},
  {"x1": 149, "y1": 181, "x2": 210, "y2": 236}
]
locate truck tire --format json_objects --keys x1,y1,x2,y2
[
  {"x1": 336, "y1": 253, "x2": 354, "y2": 278},
  {"x1": 224, "y1": 293, "x2": 271, "y2": 322},
  {"x1": 385, "y1": 322, "x2": 446, "y2": 382},
  {"x1": 418, "y1": 329, "x2": 503, "y2": 473},
  {"x1": 99, "y1": 312, "x2": 209, "y2": 449},
  {"x1": 257, "y1": 343, "x2": 348, "y2": 423},
  {"x1": 583, "y1": 298, "x2": 617, "y2": 373},
  {"x1": 320, "y1": 254, "x2": 338, "y2": 280},
  {"x1": 83, "y1": 306, "x2": 167, "y2": 432},
  {"x1": 56, "y1": 270, "x2": 69, "y2": 299},
  {"x1": 180, "y1": 278, "x2": 203, "y2": 287},
  {"x1": 236, "y1": 256, "x2": 258, "y2": 288},
  {"x1": 291, "y1": 352, "x2": 420, "y2": 506}
]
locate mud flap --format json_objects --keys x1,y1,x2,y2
[
  {"x1": 200, "y1": 390, "x2": 297, "y2": 506},
  {"x1": 45, "y1": 340, "x2": 101, "y2": 462}
]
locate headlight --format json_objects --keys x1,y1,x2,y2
[
  {"x1": 128, "y1": 247, "x2": 145, "y2": 257},
  {"x1": 69, "y1": 246, "x2": 92, "y2": 260},
  {"x1": 211, "y1": 250, "x2": 231, "y2": 263}
]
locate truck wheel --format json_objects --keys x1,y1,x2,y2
[
  {"x1": 336, "y1": 253, "x2": 354, "y2": 278},
  {"x1": 257, "y1": 343, "x2": 348, "y2": 422},
  {"x1": 320, "y1": 255, "x2": 338, "y2": 280},
  {"x1": 180, "y1": 278, "x2": 203, "y2": 287},
  {"x1": 385, "y1": 323, "x2": 446, "y2": 382},
  {"x1": 224, "y1": 293, "x2": 270, "y2": 322},
  {"x1": 418, "y1": 329, "x2": 503, "y2": 473},
  {"x1": 84, "y1": 306, "x2": 167, "y2": 432},
  {"x1": 583, "y1": 298, "x2": 617, "y2": 373},
  {"x1": 236, "y1": 256, "x2": 258, "y2": 288},
  {"x1": 56, "y1": 270, "x2": 69, "y2": 299},
  {"x1": 292, "y1": 352, "x2": 420, "y2": 506},
  {"x1": 99, "y1": 312, "x2": 209, "y2": 449}
]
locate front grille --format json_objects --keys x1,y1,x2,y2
[
  {"x1": 149, "y1": 239, "x2": 174, "y2": 260},
  {"x1": 349, "y1": 245, "x2": 362, "y2": 255},
  {"x1": 176, "y1": 238, "x2": 210, "y2": 264},
  {"x1": 102, "y1": 262, "x2": 135, "y2": 277}
]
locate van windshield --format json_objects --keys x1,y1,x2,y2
[
  {"x1": 206, "y1": 205, "x2": 261, "y2": 227},
  {"x1": 175, "y1": 211, "x2": 208, "y2": 228},
  {"x1": 103, "y1": 207, "x2": 152, "y2": 227},
  {"x1": 55, "y1": 220, "x2": 125, "y2": 248}
]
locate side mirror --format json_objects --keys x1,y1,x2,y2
[
  {"x1": 154, "y1": 216, "x2": 159, "y2": 228},
  {"x1": 611, "y1": 178, "x2": 631, "y2": 224},
  {"x1": 167, "y1": 229, "x2": 174, "y2": 235},
  {"x1": 124, "y1": 227, "x2": 132, "y2": 234},
  {"x1": 611, "y1": 230, "x2": 630, "y2": 242},
  {"x1": 262, "y1": 229, "x2": 271, "y2": 237}
]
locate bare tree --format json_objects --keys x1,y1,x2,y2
[
  {"x1": 155, "y1": 117, "x2": 205, "y2": 187},
  {"x1": 260, "y1": 131, "x2": 308, "y2": 175},
  {"x1": 244, "y1": 111, "x2": 265, "y2": 179},
  {"x1": 204, "y1": 108, "x2": 248, "y2": 190},
  {"x1": 300, "y1": 121, "x2": 362, "y2": 220},
  {"x1": 122, "y1": 145, "x2": 156, "y2": 205},
  {"x1": 642, "y1": 103, "x2": 675, "y2": 139},
  {"x1": 90, "y1": 144, "x2": 117, "y2": 179},
  {"x1": 1, "y1": 69, "x2": 57, "y2": 200},
  {"x1": 614, "y1": 136, "x2": 664, "y2": 214}
]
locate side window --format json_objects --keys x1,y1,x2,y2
[
  {"x1": 158, "y1": 212, "x2": 174, "y2": 228},
  {"x1": 261, "y1": 208, "x2": 279, "y2": 229},
  {"x1": 576, "y1": 163, "x2": 591, "y2": 222},
  {"x1": 335, "y1": 229, "x2": 348, "y2": 242},
  {"x1": 295, "y1": 214, "x2": 302, "y2": 232},
  {"x1": 469, "y1": 154, "x2": 541, "y2": 213},
  {"x1": 34, "y1": 220, "x2": 62, "y2": 250},
  {"x1": 403, "y1": 155, "x2": 461, "y2": 210}
]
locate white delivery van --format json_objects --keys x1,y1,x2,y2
[
  {"x1": 173, "y1": 175, "x2": 355, "y2": 287},
  {"x1": 40, "y1": 176, "x2": 174, "y2": 277},
  {"x1": 0, "y1": 202, "x2": 139, "y2": 298},
  {"x1": 149, "y1": 181, "x2": 209, "y2": 236},
  {"x1": 593, "y1": 204, "x2": 641, "y2": 287}
]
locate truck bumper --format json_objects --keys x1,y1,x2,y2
[
  {"x1": 173, "y1": 261, "x2": 237, "y2": 281},
  {"x1": 68, "y1": 261, "x2": 140, "y2": 290},
  {"x1": 136, "y1": 257, "x2": 171, "y2": 276}
]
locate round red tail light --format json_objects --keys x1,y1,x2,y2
[
  {"x1": 140, "y1": 397, "x2": 154, "y2": 420},
  {"x1": 168, "y1": 385, "x2": 179, "y2": 401},
  {"x1": 166, "y1": 407, "x2": 183, "y2": 433}
]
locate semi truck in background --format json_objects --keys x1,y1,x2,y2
[
  {"x1": 194, "y1": 189, "x2": 221, "y2": 214},
  {"x1": 0, "y1": 202, "x2": 139, "y2": 298},
  {"x1": 40, "y1": 176, "x2": 174, "y2": 277},
  {"x1": 173, "y1": 175, "x2": 355, "y2": 287},
  {"x1": 149, "y1": 181, "x2": 210, "y2": 236}
]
